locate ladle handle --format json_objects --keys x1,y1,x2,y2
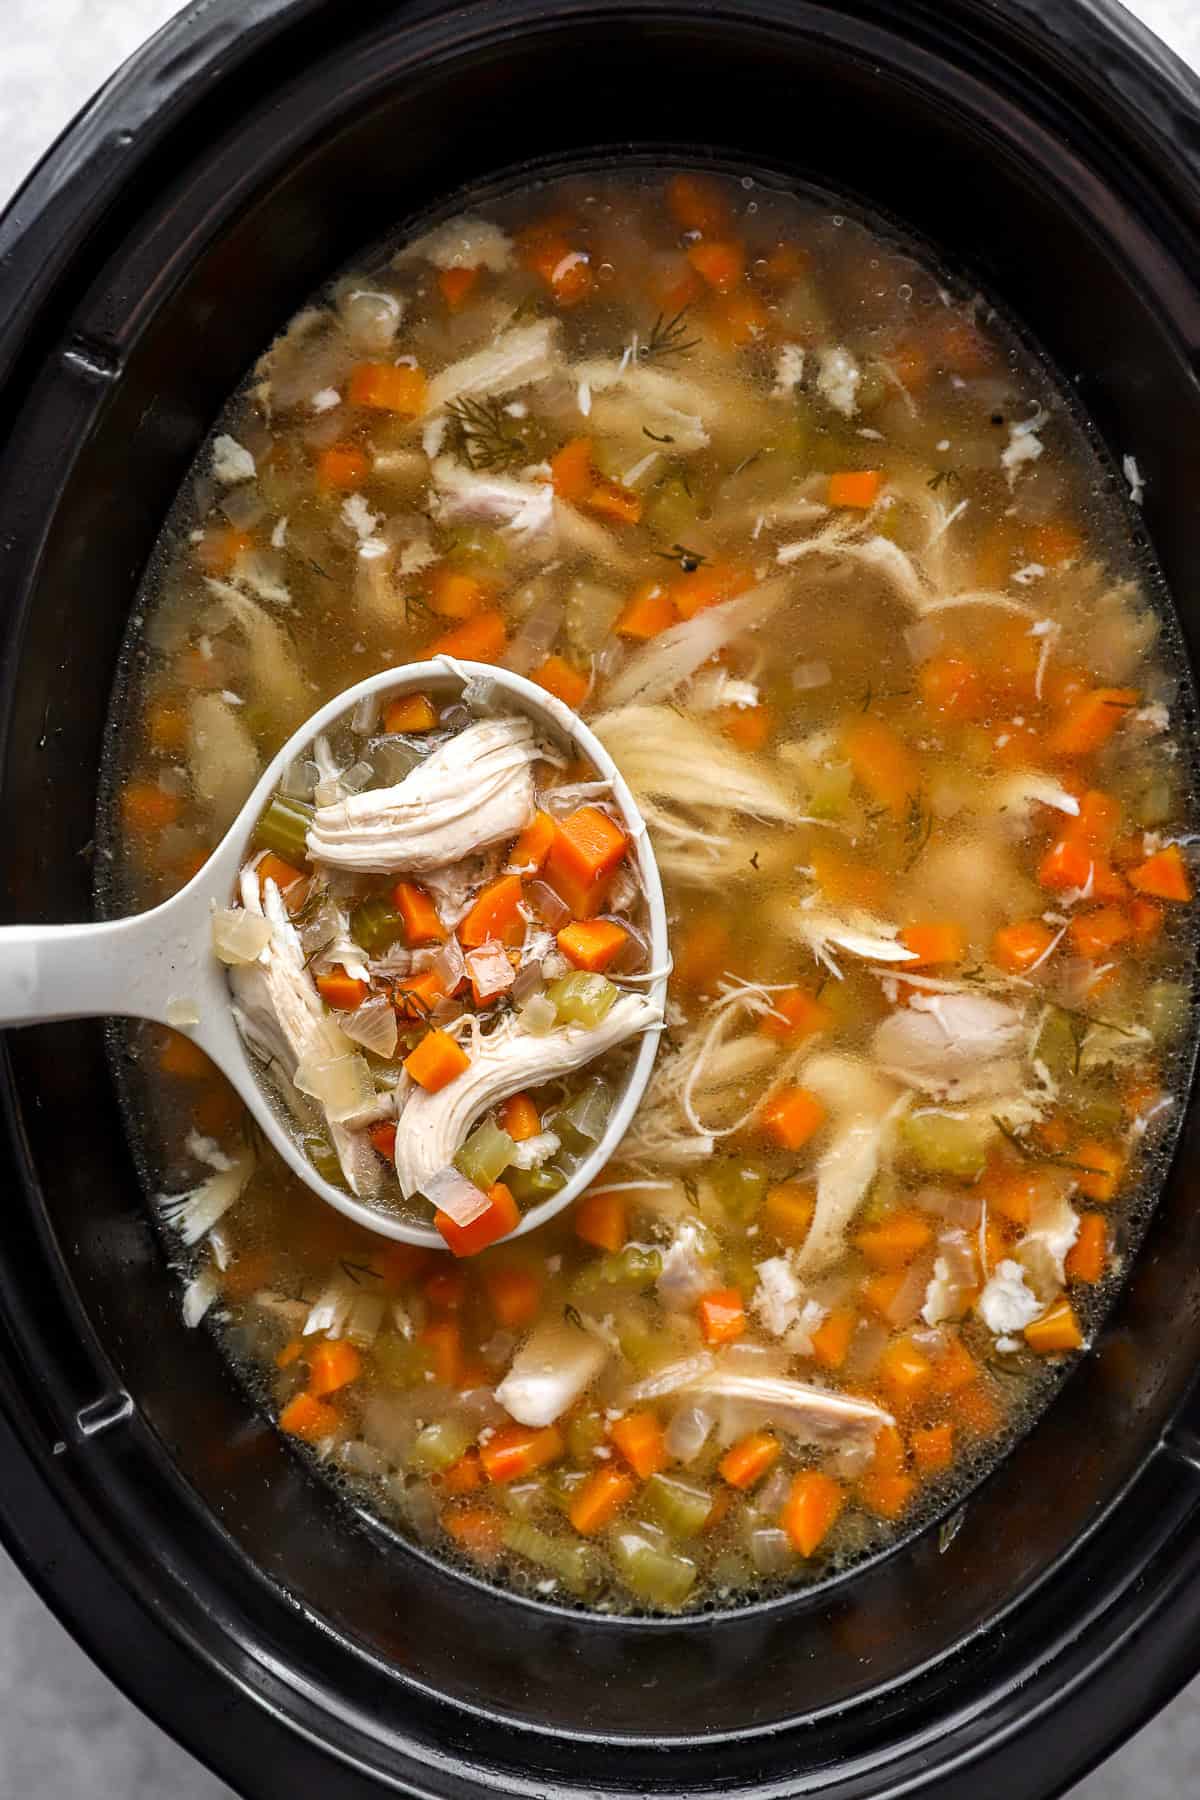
[{"x1": 0, "y1": 915, "x2": 190, "y2": 1029}]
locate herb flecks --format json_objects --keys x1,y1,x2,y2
[
  {"x1": 643, "y1": 427, "x2": 676, "y2": 444},
  {"x1": 927, "y1": 468, "x2": 961, "y2": 492},
  {"x1": 903, "y1": 792, "x2": 934, "y2": 869},
  {"x1": 340, "y1": 1258, "x2": 382, "y2": 1285},
  {"x1": 446, "y1": 394, "x2": 528, "y2": 472},
  {"x1": 654, "y1": 542, "x2": 707, "y2": 573},
  {"x1": 992, "y1": 1115, "x2": 1106, "y2": 1177},
  {"x1": 638, "y1": 307, "x2": 700, "y2": 366},
  {"x1": 563, "y1": 1303, "x2": 585, "y2": 1330}
]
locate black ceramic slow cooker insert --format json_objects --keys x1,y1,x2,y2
[{"x1": 2, "y1": 2, "x2": 1200, "y2": 1796}]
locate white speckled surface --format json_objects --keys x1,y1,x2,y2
[{"x1": 1, "y1": 4, "x2": 1199, "y2": 1797}]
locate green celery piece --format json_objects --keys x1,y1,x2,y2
[
  {"x1": 455, "y1": 1121, "x2": 517, "y2": 1189},
  {"x1": 547, "y1": 972, "x2": 618, "y2": 1029},
  {"x1": 898, "y1": 1110, "x2": 993, "y2": 1180},
  {"x1": 611, "y1": 1531, "x2": 696, "y2": 1609},
  {"x1": 553, "y1": 1076, "x2": 613, "y2": 1152},
  {"x1": 505, "y1": 1164, "x2": 567, "y2": 1205},
  {"x1": 711, "y1": 1160, "x2": 768, "y2": 1223},
  {"x1": 410, "y1": 1416, "x2": 475, "y2": 1475},
  {"x1": 254, "y1": 794, "x2": 314, "y2": 862},
  {"x1": 643, "y1": 1474, "x2": 714, "y2": 1539},
  {"x1": 350, "y1": 897, "x2": 406, "y2": 955}
]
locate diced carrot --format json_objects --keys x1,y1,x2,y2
[
  {"x1": 858, "y1": 1469, "x2": 918, "y2": 1521},
  {"x1": 384, "y1": 692, "x2": 438, "y2": 734},
  {"x1": 841, "y1": 715, "x2": 920, "y2": 817},
  {"x1": 1038, "y1": 837, "x2": 1094, "y2": 893},
  {"x1": 759, "y1": 240, "x2": 810, "y2": 282},
  {"x1": 646, "y1": 256, "x2": 705, "y2": 315},
  {"x1": 686, "y1": 238, "x2": 745, "y2": 293},
  {"x1": 586, "y1": 475, "x2": 642, "y2": 526},
  {"x1": 375, "y1": 1240, "x2": 433, "y2": 1286},
  {"x1": 718, "y1": 1431, "x2": 780, "y2": 1491},
  {"x1": 828, "y1": 470, "x2": 883, "y2": 509},
  {"x1": 930, "y1": 1337, "x2": 980, "y2": 1395},
  {"x1": 435, "y1": 1181, "x2": 520, "y2": 1257},
  {"x1": 315, "y1": 967, "x2": 370, "y2": 1010},
  {"x1": 392, "y1": 880, "x2": 446, "y2": 946},
  {"x1": 368, "y1": 1120, "x2": 397, "y2": 1161},
  {"x1": 569, "y1": 1464, "x2": 637, "y2": 1534},
  {"x1": 159, "y1": 1031, "x2": 211, "y2": 1079},
  {"x1": 887, "y1": 340, "x2": 931, "y2": 391},
  {"x1": 759, "y1": 987, "x2": 832, "y2": 1042},
  {"x1": 196, "y1": 525, "x2": 253, "y2": 575},
  {"x1": 719, "y1": 703, "x2": 772, "y2": 751},
  {"x1": 810, "y1": 844, "x2": 888, "y2": 912},
  {"x1": 438, "y1": 1448, "x2": 484, "y2": 1494},
  {"x1": 404, "y1": 1028, "x2": 470, "y2": 1093},
  {"x1": 938, "y1": 318, "x2": 993, "y2": 375},
  {"x1": 437, "y1": 265, "x2": 480, "y2": 309},
  {"x1": 918, "y1": 652, "x2": 984, "y2": 719},
  {"x1": 1028, "y1": 519, "x2": 1084, "y2": 568},
  {"x1": 616, "y1": 580, "x2": 676, "y2": 640},
  {"x1": 424, "y1": 1265, "x2": 467, "y2": 1310},
  {"x1": 759, "y1": 1086, "x2": 827, "y2": 1152},
  {"x1": 1065, "y1": 1212, "x2": 1107, "y2": 1284},
  {"x1": 428, "y1": 610, "x2": 507, "y2": 662},
  {"x1": 1130, "y1": 844, "x2": 1192, "y2": 902},
  {"x1": 419, "y1": 1319, "x2": 463, "y2": 1386},
  {"x1": 146, "y1": 699, "x2": 189, "y2": 754},
  {"x1": 1076, "y1": 1140, "x2": 1123, "y2": 1203},
  {"x1": 517, "y1": 225, "x2": 593, "y2": 304},
  {"x1": 984, "y1": 1165, "x2": 1062, "y2": 1231},
  {"x1": 758, "y1": 1184, "x2": 814, "y2": 1254},
  {"x1": 121, "y1": 780, "x2": 181, "y2": 831},
  {"x1": 877, "y1": 1337, "x2": 934, "y2": 1411},
  {"x1": 666, "y1": 558, "x2": 753, "y2": 621},
  {"x1": 1024, "y1": 1297, "x2": 1084, "y2": 1354},
  {"x1": 1072, "y1": 789, "x2": 1121, "y2": 851},
  {"x1": 427, "y1": 567, "x2": 494, "y2": 619},
  {"x1": 672, "y1": 915, "x2": 730, "y2": 990},
  {"x1": 705, "y1": 289, "x2": 768, "y2": 348},
  {"x1": 1128, "y1": 896, "x2": 1164, "y2": 943},
  {"x1": 347, "y1": 361, "x2": 426, "y2": 414},
  {"x1": 443, "y1": 1504, "x2": 504, "y2": 1559},
  {"x1": 1046, "y1": 687, "x2": 1138, "y2": 757},
  {"x1": 609, "y1": 1411, "x2": 668, "y2": 1479},
  {"x1": 860, "y1": 1270, "x2": 907, "y2": 1321},
  {"x1": 544, "y1": 807, "x2": 628, "y2": 919},
  {"x1": 697, "y1": 1287, "x2": 746, "y2": 1346},
  {"x1": 279, "y1": 1391, "x2": 340, "y2": 1442},
  {"x1": 992, "y1": 919, "x2": 1056, "y2": 973},
  {"x1": 574, "y1": 1189, "x2": 627, "y2": 1254},
  {"x1": 316, "y1": 443, "x2": 369, "y2": 490},
  {"x1": 507, "y1": 811, "x2": 557, "y2": 874},
  {"x1": 482, "y1": 1265, "x2": 542, "y2": 1328},
  {"x1": 899, "y1": 921, "x2": 966, "y2": 967},
  {"x1": 275, "y1": 1337, "x2": 305, "y2": 1369},
  {"x1": 557, "y1": 919, "x2": 629, "y2": 973},
  {"x1": 458, "y1": 873, "x2": 525, "y2": 948},
  {"x1": 911, "y1": 1422, "x2": 954, "y2": 1475},
  {"x1": 853, "y1": 1211, "x2": 933, "y2": 1270},
  {"x1": 869, "y1": 1422, "x2": 907, "y2": 1477},
  {"x1": 781, "y1": 1471, "x2": 845, "y2": 1555},
  {"x1": 497, "y1": 1092, "x2": 540, "y2": 1143},
  {"x1": 1068, "y1": 906, "x2": 1130, "y2": 959},
  {"x1": 533, "y1": 654, "x2": 590, "y2": 710},
  {"x1": 257, "y1": 852, "x2": 309, "y2": 907},
  {"x1": 810, "y1": 1305, "x2": 856, "y2": 1370},
  {"x1": 666, "y1": 173, "x2": 734, "y2": 238},
  {"x1": 550, "y1": 436, "x2": 596, "y2": 503},
  {"x1": 306, "y1": 1339, "x2": 362, "y2": 1398},
  {"x1": 393, "y1": 968, "x2": 446, "y2": 1022}
]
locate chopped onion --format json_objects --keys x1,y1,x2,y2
[
  {"x1": 166, "y1": 996, "x2": 201, "y2": 1028},
  {"x1": 748, "y1": 1527, "x2": 795, "y2": 1576},
  {"x1": 626, "y1": 1353, "x2": 715, "y2": 1403},
  {"x1": 461, "y1": 675, "x2": 500, "y2": 713},
  {"x1": 219, "y1": 483, "x2": 266, "y2": 530},
  {"x1": 345, "y1": 1293, "x2": 386, "y2": 1347},
  {"x1": 340, "y1": 286, "x2": 403, "y2": 351},
  {"x1": 369, "y1": 735, "x2": 427, "y2": 783},
  {"x1": 293, "y1": 1050, "x2": 377, "y2": 1123},
  {"x1": 527, "y1": 879, "x2": 571, "y2": 930},
  {"x1": 350, "y1": 693, "x2": 381, "y2": 736},
  {"x1": 752, "y1": 1464, "x2": 792, "y2": 1519},
  {"x1": 281, "y1": 757, "x2": 319, "y2": 800},
  {"x1": 517, "y1": 992, "x2": 558, "y2": 1036},
  {"x1": 340, "y1": 759, "x2": 375, "y2": 794},
  {"x1": 431, "y1": 934, "x2": 467, "y2": 996},
  {"x1": 883, "y1": 1254, "x2": 936, "y2": 1329},
  {"x1": 423, "y1": 1165, "x2": 490, "y2": 1226},
  {"x1": 844, "y1": 1317, "x2": 888, "y2": 1379},
  {"x1": 904, "y1": 618, "x2": 944, "y2": 663},
  {"x1": 297, "y1": 896, "x2": 340, "y2": 964},
  {"x1": 465, "y1": 942, "x2": 515, "y2": 1002},
  {"x1": 182, "y1": 1269, "x2": 220, "y2": 1328},
  {"x1": 507, "y1": 594, "x2": 565, "y2": 676},
  {"x1": 212, "y1": 907, "x2": 273, "y2": 966},
  {"x1": 341, "y1": 995, "x2": 399, "y2": 1059},
  {"x1": 664, "y1": 1403, "x2": 714, "y2": 1464},
  {"x1": 792, "y1": 659, "x2": 832, "y2": 690},
  {"x1": 510, "y1": 958, "x2": 545, "y2": 1006}
]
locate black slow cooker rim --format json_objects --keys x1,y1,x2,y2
[{"x1": 3, "y1": 1, "x2": 1200, "y2": 1796}]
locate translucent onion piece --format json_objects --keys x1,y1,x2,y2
[
  {"x1": 211, "y1": 907, "x2": 273, "y2": 966},
  {"x1": 281, "y1": 757, "x2": 319, "y2": 800},
  {"x1": 182, "y1": 1270, "x2": 220, "y2": 1329},
  {"x1": 517, "y1": 992, "x2": 557, "y2": 1037},
  {"x1": 340, "y1": 759, "x2": 375, "y2": 794},
  {"x1": 507, "y1": 594, "x2": 565, "y2": 676},
  {"x1": 664, "y1": 1403, "x2": 714, "y2": 1464},
  {"x1": 423, "y1": 1165, "x2": 491, "y2": 1226},
  {"x1": 465, "y1": 942, "x2": 515, "y2": 1002},
  {"x1": 369, "y1": 735, "x2": 428, "y2": 784},
  {"x1": 293, "y1": 1050, "x2": 377, "y2": 1124},
  {"x1": 166, "y1": 996, "x2": 201, "y2": 1028},
  {"x1": 752, "y1": 1465, "x2": 792, "y2": 1519},
  {"x1": 461, "y1": 675, "x2": 501, "y2": 713},
  {"x1": 431, "y1": 934, "x2": 467, "y2": 996},
  {"x1": 527, "y1": 879, "x2": 571, "y2": 930},
  {"x1": 510, "y1": 958, "x2": 545, "y2": 1006},
  {"x1": 341, "y1": 995, "x2": 399, "y2": 1060},
  {"x1": 350, "y1": 692, "x2": 381, "y2": 736},
  {"x1": 748, "y1": 1527, "x2": 795, "y2": 1577},
  {"x1": 792, "y1": 659, "x2": 832, "y2": 690}
]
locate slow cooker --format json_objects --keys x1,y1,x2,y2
[{"x1": 2, "y1": 1, "x2": 1200, "y2": 1794}]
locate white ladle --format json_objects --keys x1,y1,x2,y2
[{"x1": 0, "y1": 658, "x2": 668, "y2": 1247}]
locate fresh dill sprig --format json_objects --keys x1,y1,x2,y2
[
  {"x1": 446, "y1": 394, "x2": 528, "y2": 472},
  {"x1": 638, "y1": 307, "x2": 700, "y2": 365},
  {"x1": 992, "y1": 1115, "x2": 1107, "y2": 1178},
  {"x1": 643, "y1": 426, "x2": 676, "y2": 444},
  {"x1": 682, "y1": 1173, "x2": 700, "y2": 1209},
  {"x1": 903, "y1": 791, "x2": 934, "y2": 869},
  {"x1": 340, "y1": 1257, "x2": 382, "y2": 1286},
  {"x1": 927, "y1": 468, "x2": 961, "y2": 492},
  {"x1": 563, "y1": 1303, "x2": 585, "y2": 1330}
]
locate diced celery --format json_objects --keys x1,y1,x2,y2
[
  {"x1": 1148, "y1": 980, "x2": 1189, "y2": 1043},
  {"x1": 711, "y1": 1160, "x2": 768, "y2": 1223},
  {"x1": 410, "y1": 1416, "x2": 475, "y2": 1475},
  {"x1": 1132, "y1": 772, "x2": 1175, "y2": 829},
  {"x1": 548, "y1": 972, "x2": 618, "y2": 1029},
  {"x1": 302, "y1": 1133, "x2": 346, "y2": 1189},
  {"x1": 1035, "y1": 1008, "x2": 1078, "y2": 1080},
  {"x1": 548, "y1": 1467, "x2": 591, "y2": 1512},
  {"x1": 502, "y1": 1519, "x2": 601, "y2": 1595},
  {"x1": 254, "y1": 794, "x2": 314, "y2": 862},
  {"x1": 643, "y1": 474, "x2": 699, "y2": 542},
  {"x1": 553, "y1": 1076, "x2": 613, "y2": 1152},
  {"x1": 454, "y1": 1121, "x2": 517, "y2": 1189},
  {"x1": 566, "y1": 1408, "x2": 607, "y2": 1464},
  {"x1": 441, "y1": 526, "x2": 510, "y2": 571},
  {"x1": 808, "y1": 760, "x2": 854, "y2": 819},
  {"x1": 615, "y1": 1311, "x2": 660, "y2": 1372},
  {"x1": 1058, "y1": 1078, "x2": 1124, "y2": 1134},
  {"x1": 499, "y1": 1479, "x2": 546, "y2": 1520},
  {"x1": 572, "y1": 1246, "x2": 663, "y2": 1298},
  {"x1": 350, "y1": 897, "x2": 406, "y2": 955},
  {"x1": 505, "y1": 1164, "x2": 568, "y2": 1205},
  {"x1": 372, "y1": 1331, "x2": 430, "y2": 1388},
  {"x1": 643, "y1": 1474, "x2": 714, "y2": 1539},
  {"x1": 898, "y1": 1110, "x2": 993, "y2": 1180},
  {"x1": 611, "y1": 1530, "x2": 697, "y2": 1609}
]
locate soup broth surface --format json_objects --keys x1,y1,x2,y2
[{"x1": 106, "y1": 170, "x2": 1196, "y2": 1613}]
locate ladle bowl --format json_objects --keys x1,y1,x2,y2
[{"x1": 0, "y1": 656, "x2": 668, "y2": 1244}]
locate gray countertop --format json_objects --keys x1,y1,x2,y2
[{"x1": 1, "y1": 3, "x2": 1199, "y2": 1795}]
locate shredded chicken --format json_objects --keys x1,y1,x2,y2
[
  {"x1": 425, "y1": 320, "x2": 560, "y2": 414},
  {"x1": 873, "y1": 992, "x2": 1026, "y2": 1100},
  {"x1": 792, "y1": 1056, "x2": 906, "y2": 1277},
  {"x1": 306, "y1": 718, "x2": 539, "y2": 873},
  {"x1": 495, "y1": 1323, "x2": 608, "y2": 1426},
  {"x1": 678, "y1": 1367, "x2": 892, "y2": 1450}
]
